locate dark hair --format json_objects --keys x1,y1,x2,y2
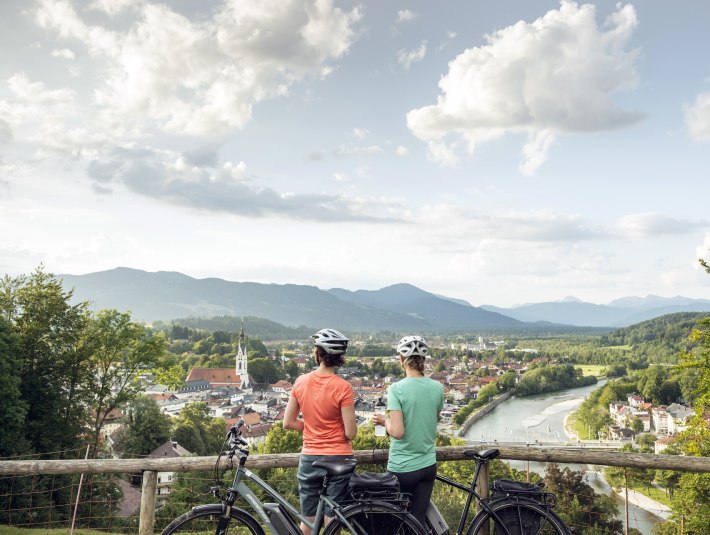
[
  {"x1": 402, "y1": 354, "x2": 425, "y2": 374},
  {"x1": 315, "y1": 346, "x2": 346, "y2": 368}
]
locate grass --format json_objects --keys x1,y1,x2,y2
[
  {"x1": 574, "y1": 364, "x2": 607, "y2": 377},
  {"x1": 629, "y1": 483, "x2": 673, "y2": 508},
  {"x1": 0, "y1": 529, "x2": 121, "y2": 535}
]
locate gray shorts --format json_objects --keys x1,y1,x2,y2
[{"x1": 297, "y1": 455, "x2": 353, "y2": 517}]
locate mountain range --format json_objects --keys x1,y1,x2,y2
[
  {"x1": 57, "y1": 267, "x2": 710, "y2": 331},
  {"x1": 481, "y1": 295, "x2": 710, "y2": 327}
]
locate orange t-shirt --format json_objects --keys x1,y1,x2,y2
[{"x1": 291, "y1": 371, "x2": 354, "y2": 455}]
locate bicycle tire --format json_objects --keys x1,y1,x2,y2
[
  {"x1": 323, "y1": 501, "x2": 428, "y2": 535},
  {"x1": 465, "y1": 499, "x2": 571, "y2": 535},
  {"x1": 161, "y1": 504, "x2": 265, "y2": 535}
]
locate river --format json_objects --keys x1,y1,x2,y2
[{"x1": 462, "y1": 381, "x2": 663, "y2": 535}]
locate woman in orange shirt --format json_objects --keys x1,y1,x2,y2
[{"x1": 283, "y1": 328, "x2": 357, "y2": 535}]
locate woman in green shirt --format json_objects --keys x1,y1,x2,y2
[{"x1": 372, "y1": 336, "x2": 444, "y2": 528}]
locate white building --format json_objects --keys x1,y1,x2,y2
[{"x1": 148, "y1": 441, "x2": 193, "y2": 507}]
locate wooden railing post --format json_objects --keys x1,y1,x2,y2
[
  {"x1": 476, "y1": 462, "x2": 490, "y2": 533},
  {"x1": 139, "y1": 470, "x2": 158, "y2": 535}
]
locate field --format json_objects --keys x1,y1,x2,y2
[{"x1": 574, "y1": 364, "x2": 607, "y2": 377}]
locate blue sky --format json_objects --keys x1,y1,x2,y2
[{"x1": 1, "y1": 0, "x2": 709, "y2": 307}]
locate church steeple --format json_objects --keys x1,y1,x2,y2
[{"x1": 236, "y1": 318, "x2": 249, "y2": 389}]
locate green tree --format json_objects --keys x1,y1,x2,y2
[
  {"x1": 114, "y1": 395, "x2": 172, "y2": 457},
  {"x1": 284, "y1": 360, "x2": 300, "y2": 382},
  {"x1": 171, "y1": 402, "x2": 225, "y2": 455},
  {"x1": 546, "y1": 463, "x2": 623, "y2": 535},
  {"x1": 259, "y1": 421, "x2": 303, "y2": 454},
  {"x1": 248, "y1": 357, "x2": 282, "y2": 384},
  {"x1": 0, "y1": 268, "x2": 90, "y2": 454},
  {"x1": 498, "y1": 370, "x2": 517, "y2": 392},
  {"x1": 85, "y1": 309, "x2": 169, "y2": 455},
  {"x1": 0, "y1": 318, "x2": 28, "y2": 455},
  {"x1": 655, "y1": 290, "x2": 710, "y2": 534},
  {"x1": 246, "y1": 337, "x2": 270, "y2": 358}
]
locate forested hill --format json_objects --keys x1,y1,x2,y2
[
  {"x1": 151, "y1": 316, "x2": 314, "y2": 341},
  {"x1": 600, "y1": 312, "x2": 707, "y2": 363}
]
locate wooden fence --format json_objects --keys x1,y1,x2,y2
[{"x1": 1, "y1": 446, "x2": 709, "y2": 534}]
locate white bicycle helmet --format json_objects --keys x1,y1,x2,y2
[
  {"x1": 312, "y1": 328, "x2": 349, "y2": 356},
  {"x1": 397, "y1": 335, "x2": 429, "y2": 358}
]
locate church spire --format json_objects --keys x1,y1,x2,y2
[{"x1": 236, "y1": 318, "x2": 249, "y2": 389}]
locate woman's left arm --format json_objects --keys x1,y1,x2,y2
[{"x1": 341, "y1": 404, "x2": 357, "y2": 440}]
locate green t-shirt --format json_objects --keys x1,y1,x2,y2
[{"x1": 386, "y1": 377, "x2": 444, "y2": 473}]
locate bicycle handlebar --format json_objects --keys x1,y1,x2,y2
[{"x1": 227, "y1": 420, "x2": 249, "y2": 448}]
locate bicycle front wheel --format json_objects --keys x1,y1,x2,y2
[
  {"x1": 161, "y1": 504, "x2": 265, "y2": 535},
  {"x1": 324, "y1": 501, "x2": 428, "y2": 535},
  {"x1": 466, "y1": 500, "x2": 571, "y2": 535}
]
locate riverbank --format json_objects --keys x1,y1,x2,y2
[
  {"x1": 591, "y1": 469, "x2": 671, "y2": 521},
  {"x1": 563, "y1": 411, "x2": 578, "y2": 440},
  {"x1": 457, "y1": 391, "x2": 514, "y2": 437}
]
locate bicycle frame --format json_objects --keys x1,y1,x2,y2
[
  {"x1": 223, "y1": 451, "x2": 359, "y2": 535},
  {"x1": 434, "y1": 455, "x2": 555, "y2": 535}
]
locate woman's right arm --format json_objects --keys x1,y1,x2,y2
[
  {"x1": 283, "y1": 395, "x2": 304, "y2": 433},
  {"x1": 385, "y1": 410, "x2": 405, "y2": 439}
]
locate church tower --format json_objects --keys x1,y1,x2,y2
[{"x1": 235, "y1": 319, "x2": 250, "y2": 390}]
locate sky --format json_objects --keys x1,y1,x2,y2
[{"x1": 1, "y1": 0, "x2": 710, "y2": 308}]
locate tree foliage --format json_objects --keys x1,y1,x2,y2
[
  {"x1": 113, "y1": 395, "x2": 172, "y2": 457},
  {"x1": 0, "y1": 317, "x2": 27, "y2": 456},
  {"x1": 515, "y1": 364, "x2": 597, "y2": 396},
  {"x1": 85, "y1": 309, "x2": 169, "y2": 454},
  {"x1": 171, "y1": 402, "x2": 225, "y2": 455}
]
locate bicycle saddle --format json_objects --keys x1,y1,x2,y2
[
  {"x1": 463, "y1": 449, "x2": 500, "y2": 461},
  {"x1": 312, "y1": 458, "x2": 358, "y2": 476}
]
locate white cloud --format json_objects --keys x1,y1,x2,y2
[
  {"x1": 684, "y1": 92, "x2": 710, "y2": 141},
  {"x1": 519, "y1": 129, "x2": 556, "y2": 176},
  {"x1": 417, "y1": 206, "x2": 606, "y2": 245},
  {"x1": 33, "y1": 0, "x2": 362, "y2": 136},
  {"x1": 50, "y1": 48, "x2": 75, "y2": 59},
  {"x1": 353, "y1": 127, "x2": 369, "y2": 139},
  {"x1": 618, "y1": 212, "x2": 701, "y2": 238},
  {"x1": 407, "y1": 1, "x2": 644, "y2": 173},
  {"x1": 426, "y1": 140, "x2": 459, "y2": 166},
  {"x1": 334, "y1": 144, "x2": 385, "y2": 157},
  {"x1": 397, "y1": 40, "x2": 427, "y2": 70},
  {"x1": 396, "y1": 10, "x2": 418, "y2": 24},
  {"x1": 438, "y1": 30, "x2": 458, "y2": 51},
  {"x1": 85, "y1": 146, "x2": 397, "y2": 222},
  {"x1": 333, "y1": 172, "x2": 348, "y2": 182},
  {"x1": 696, "y1": 233, "x2": 710, "y2": 265},
  {"x1": 89, "y1": 0, "x2": 142, "y2": 15},
  {"x1": 395, "y1": 145, "x2": 409, "y2": 156}
]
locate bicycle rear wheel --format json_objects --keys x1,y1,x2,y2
[
  {"x1": 466, "y1": 500, "x2": 571, "y2": 535},
  {"x1": 161, "y1": 504, "x2": 265, "y2": 535},
  {"x1": 324, "y1": 501, "x2": 428, "y2": 535}
]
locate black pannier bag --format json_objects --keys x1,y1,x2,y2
[
  {"x1": 491, "y1": 479, "x2": 545, "y2": 535},
  {"x1": 348, "y1": 471, "x2": 400, "y2": 500},
  {"x1": 348, "y1": 472, "x2": 413, "y2": 535}
]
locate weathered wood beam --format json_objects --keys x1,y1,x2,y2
[{"x1": 0, "y1": 446, "x2": 708, "y2": 476}]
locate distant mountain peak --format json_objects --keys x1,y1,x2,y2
[{"x1": 559, "y1": 295, "x2": 583, "y2": 303}]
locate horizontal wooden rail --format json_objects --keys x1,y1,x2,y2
[{"x1": 1, "y1": 446, "x2": 708, "y2": 476}]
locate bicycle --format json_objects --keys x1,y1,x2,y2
[
  {"x1": 425, "y1": 448, "x2": 572, "y2": 535},
  {"x1": 161, "y1": 421, "x2": 428, "y2": 535}
]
